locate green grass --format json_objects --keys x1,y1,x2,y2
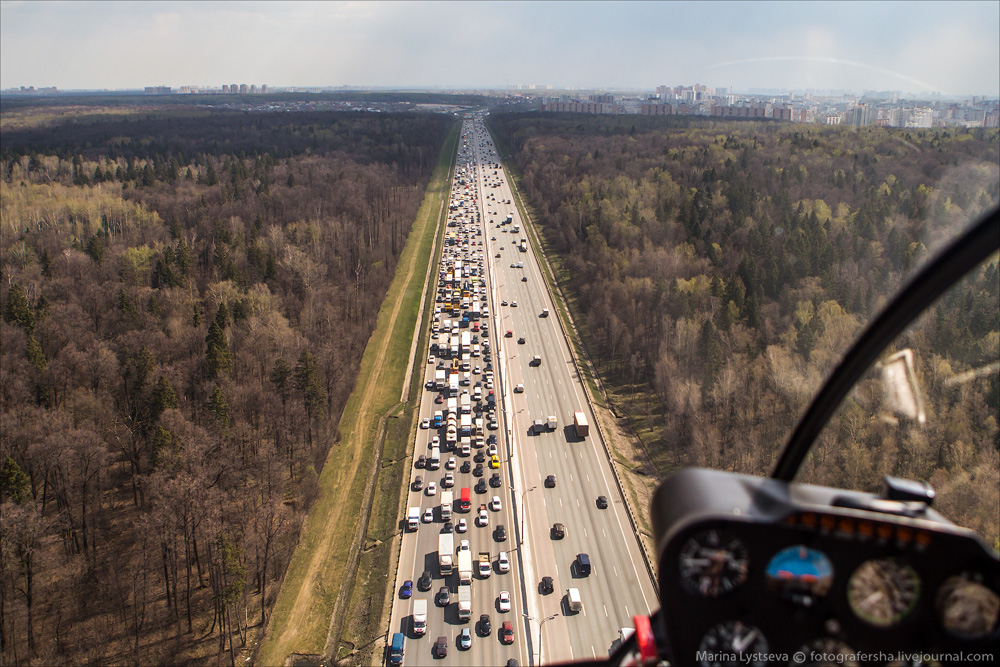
[{"x1": 255, "y1": 121, "x2": 459, "y2": 667}]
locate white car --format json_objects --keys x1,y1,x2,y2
[
  {"x1": 422, "y1": 508, "x2": 434, "y2": 523},
  {"x1": 446, "y1": 457, "x2": 457, "y2": 470},
  {"x1": 428, "y1": 355, "x2": 435, "y2": 364},
  {"x1": 487, "y1": 444, "x2": 498, "y2": 457},
  {"x1": 420, "y1": 418, "x2": 430, "y2": 429},
  {"x1": 426, "y1": 482, "x2": 437, "y2": 496},
  {"x1": 457, "y1": 518, "x2": 468, "y2": 533},
  {"x1": 498, "y1": 591, "x2": 511, "y2": 612},
  {"x1": 498, "y1": 552, "x2": 510, "y2": 573},
  {"x1": 443, "y1": 472, "x2": 455, "y2": 488},
  {"x1": 431, "y1": 436, "x2": 440, "y2": 447},
  {"x1": 460, "y1": 539, "x2": 470, "y2": 552},
  {"x1": 490, "y1": 496, "x2": 502, "y2": 511},
  {"x1": 514, "y1": 384, "x2": 524, "y2": 393},
  {"x1": 477, "y1": 509, "x2": 489, "y2": 527}
]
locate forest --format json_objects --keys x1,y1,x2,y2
[
  {"x1": 487, "y1": 112, "x2": 999, "y2": 547},
  {"x1": 0, "y1": 106, "x2": 454, "y2": 665}
]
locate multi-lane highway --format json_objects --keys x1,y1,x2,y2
[{"x1": 387, "y1": 115, "x2": 657, "y2": 666}]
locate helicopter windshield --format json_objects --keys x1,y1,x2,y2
[{"x1": 792, "y1": 205, "x2": 1000, "y2": 550}]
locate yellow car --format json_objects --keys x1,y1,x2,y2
[{"x1": 490, "y1": 455, "x2": 500, "y2": 469}]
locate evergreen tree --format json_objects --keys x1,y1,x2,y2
[
  {"x1": 4, "y1": 282, "x2": 35, "y2": 332},
  {"x1": 150, "y1": 375, "x2": 179, "y2": 421},
  {"x1": 26, "y1": 335, "x2": 46, "y2": 373},
  {"x1": 0, "y1": 456, "x2": 31, "y2": 503},
  {"x1": 149, "y1": 425, "x2": 173, "y2": 470},
  {"x1": 208, "y1": 385, "x2": 230, "y2": 427},
  {"x1": 87, "y1": 235, "x2": 105, "y2": 265},
  {"x1": 205, "y1": 320, "x2": 232, "y2": 378},
  {"x1": 294, "y1": 348, "x2": 326, "y2": 446},
  {"x1": 214, "y1": 302, "x2": 230, "y2": 330},
  {"x1": 205, "y1": 162, "x2": 219, "y2": 186}
]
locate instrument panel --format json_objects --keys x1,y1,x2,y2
[{"x1": 651, "y1": 469, "x2": 999, "y2": 666}]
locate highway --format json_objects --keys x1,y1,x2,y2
[{"x1": 387, "y1": 115, "x2": 657, "y2": 666}]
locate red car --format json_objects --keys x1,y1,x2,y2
[
  {"x1": 500, "y1": 621, "x2": 514, "y2": 644},
  {"x1": 435, "y1": 394, "x2": 444, "y2": 404}
]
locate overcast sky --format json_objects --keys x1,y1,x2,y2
[{"x1": 2, "y1": 1, "x2": 998, "y2": 96}]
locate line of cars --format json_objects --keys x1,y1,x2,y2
[{"x1": 391, "y1": 119, "x2": 519, "y2": 666}]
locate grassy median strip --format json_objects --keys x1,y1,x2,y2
[{"x1": 255, "y1": 121, "x2": 459, "y2": 667}]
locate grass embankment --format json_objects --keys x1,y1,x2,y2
[
  {"x1": 255, "y1": 121, "x2": 459, "y2": 667},
  {"x1": 487, "y1": 123, "x2": 665, "y2": 553}
]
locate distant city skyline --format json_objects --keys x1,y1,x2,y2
[{"x1": 2, "y1": 1, "x2": 998, "y2": 97}]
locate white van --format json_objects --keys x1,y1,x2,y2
[{"x1": 567, "y1": 588, "x2": 582, "y2": 613}]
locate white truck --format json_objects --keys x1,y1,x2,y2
[
  {"x1": 428, "y1": 446, "x2": 441, "y2": 470},
  {"x1": 407, "y1": 507, "x2": 420, "y2": 531},
  {"x1": 438, "y1": 533, "x2": 454, "y2": 575},
  {"x1": 574, "y1": 411, "x2": 590, "y2": 437},
  {"x1": 457, "y1": 585, "x2": 472, "y2": 621},
  {"x1": 547, "y1": 415, "x2": 558, "y2": 431},
  {"x1": 478, "y1": 551, "x2": 492, "y2": 578},
  {"x1": 412, "y1": 599, "x2": 427, "y2": 636},
  {"x1": 458, "y1": 550, "x2": 473, "y2": 585},
  {"x1": 460, "y1": 393, "x2": 471, "y2": 414},
  {"x1": 440, "y1": 491, "x2": 453, "y2": 522}
]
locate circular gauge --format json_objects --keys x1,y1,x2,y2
[
  {"x1": 847, "y1": 558, "x2": 921, "y2": 627},
  {"x1": 698, "y1": 621, "x2": 768, "y2": 667},
  {"x1": 794, "y1": 638, "x2": 857, "y2": 666},
  {"x1": 936, "y1": 574, "x2": 1000, "y2": 639},
  {"x1": 679, "y1": 529, "x2": 749, "y2": 597},
  {"x1": 766, "y1": 545, "x2": 833, "y2": 605}
]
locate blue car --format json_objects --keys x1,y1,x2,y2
[{"x1": 400, "y1": 580, "x2": 412, "y2": 599}]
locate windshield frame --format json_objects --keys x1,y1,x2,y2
[{"x1": 771, "y1": 206, "x2": 1000, "y2": 481}]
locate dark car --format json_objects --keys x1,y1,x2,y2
[
  {"x1": 437, "y1": 586, "x2": 451, "y2": 606},
  {"x1": 541, "y1": 576, "x2": 554, "y2": 594},
  {"x1": 487, "y1": 435, "x2": 497, "y2": 445},
  {"x1": 434, "y1": 636, "x2": 448, "y2": 658},
  {"x1": 442, "y1": 522, "x2": 453, "y2": 534},
  {"x1": 479, "y1": 613, "x2": 492, "y2": 636},
  {"x1": 461, "y1": 461, "x2": 471, "y2": 474},
  {"x1": 416, "y1": 456, "x2": 426, "y2": 469},
  {"x1": 545, "y1": 475, "x2": 556, "y2": 488},
  {"x1": 400, "y1": 580, "x2": 412, "y2": 599},
  {"x1": 495, "y1": 525, "x2": 507, "y2": 542},
  {"x1": 475, "y1": 479, "x2": 487, "y2": 494},
  {"x1": 435, "y1": 394, "x2": 444, "y2": 404},
  {"x1": 474, "y1": 451, "x2": 486, "y2": 463},
  {"x1": 552, "y1": 523, "x2": 566, "y2": 539},
  {"x1": 596, "y1": 496, "x2": 609, "y2": 509},
  {"x1": 413, "y1": 476, "x2": 424, "y2": 491},
  {"x1": 490, "y1": 473, "x2": 502, "y2": 488},
  {"x1": 500, "y1": 621, "x2": 514, "y2": 645},
  {"x1": 474, "y1": 463, "x2": 484, "y2": 477},
  {"x1": 418, "y1": 570, "x2": 432, "y2": 591},
  {"x1": 506, "y1": 660, "x2": 519, "y2": 667}
]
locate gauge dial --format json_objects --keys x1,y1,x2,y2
[
  {"x1": 847, "y1": 558, "x2": 920, "y2": 627},
  {"x1": 766, "y1": 545, "x2": 833, "y2": 605},
  {"x1": 698, "y1": 621, "x2": 769, "y2": 667},
  {"x1": 795, "y1": 638, "x2": 858, "y2": 666},
  {"x1": 680, "y1": 530, "x2": 749, "y2": 597},
  {"x1": 936, "y1": 574, "x2": 1000, "y2": 639}
]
